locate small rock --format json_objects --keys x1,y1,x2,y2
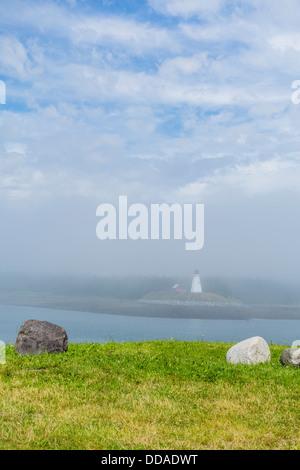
[
  {"x1": 226, "y1": 336, "x2": 271, "y2": 365},
  {"x1": 280, "y1": 348, "x2": 300, "y2": 367},
  {"x1": 15, "y1": 319, "x2": 68, "y2": 356}
]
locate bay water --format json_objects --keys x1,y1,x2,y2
[{"x1": 1, "y1": 303, "x2": 300, "y2": 346}]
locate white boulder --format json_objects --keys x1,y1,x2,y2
[
  {"x1": 226, "y1": 336, "x2": 271, "y2": 365},
  {"x1": 280, "y1": 348, "x2": 300, "y2": 367}
]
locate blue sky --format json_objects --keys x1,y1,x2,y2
[{"x1": 1, "y1": 0, "x2": 300, "y2": 280}]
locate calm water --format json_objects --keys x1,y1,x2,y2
[{"x1": 1, "y1": 303, "x2": 300, "y2": 346}]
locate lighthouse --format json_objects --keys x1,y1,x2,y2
[{"x1": 191, "y1": 269, "x2": 202, "y2": 293}]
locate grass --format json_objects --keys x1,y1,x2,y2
[
  {"x1": 142, "y1": 290, "x2": 232, "y2": 302},
  {"x1": 0, "y1": 340, "x2": 299, "y2": 450}
]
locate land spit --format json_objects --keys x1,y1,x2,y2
[{"x1": 0, "y1": 293, "x2": 300, "y2": 320}]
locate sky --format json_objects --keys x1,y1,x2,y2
[{"x1": 0, "y1": 0, "x2": 300, "y2": 281}]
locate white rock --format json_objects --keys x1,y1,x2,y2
[
  {"x1": 280, "y1": 348, "x2": 300, "y2": 367},
  {"x1": 226, "y1": 336, "x2": 271, "y2": 365}
]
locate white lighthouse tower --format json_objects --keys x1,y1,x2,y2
[{"x1": 191, "y1": 269, "x2": 202, "y2": 293}]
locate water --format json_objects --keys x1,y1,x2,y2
[{"x1": 1, "y1": 303, "x2": 300, "y2": 346}]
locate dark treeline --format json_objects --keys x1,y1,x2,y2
[
  {"x1": 201, "y1": 277, "x2": 300, "y2": 305},
  {"x1": 0, "y1": 272, "x2": 176, "y2": 300},
  {"x1": 0, "y1": 272, "x2": 299, "y2": 305}
]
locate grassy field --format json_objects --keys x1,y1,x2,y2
[
  {"x1": 142, "y1": 290, "x2": 232, "y2": 302},
  {"x1": 0, "y1": 340, "x2": 299, "y2": 450}
]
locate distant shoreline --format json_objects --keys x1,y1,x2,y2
[{"x1": 0, "y1": 293, "x2": 300, "y2": 320}]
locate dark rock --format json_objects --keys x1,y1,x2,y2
[
  {"x1": 280, "y1": 348, "x2": 300, "y2": 367},
  {"x1": 15, "y1": 319, "x2": 68, "y2": 356}
]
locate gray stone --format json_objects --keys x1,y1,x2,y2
[
  {"x1": 226, "y1": 336, "x2": 271, "y2": 365},
  {"x1": 15, "y1": 319, "x2": 68, "y2": 356},
  {"x1": 280, "y1": 348, "x2": 300, "y2": 367}
]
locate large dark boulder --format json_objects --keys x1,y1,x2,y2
[{"x1": 15, "y1": 319, "x2": 68, "y2": 356}]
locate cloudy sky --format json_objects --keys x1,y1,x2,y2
[{"x1": 0, "y1": 0, "x2": 300, "y2": 281}]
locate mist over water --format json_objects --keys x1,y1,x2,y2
[
  {"x1": 1, "y1": 194, "x2": 300, "y2": 284},
  {"x1": 0, "y1": 268, "x2": 299, "y2": 345},
  {"x1": 1, "y1": 271, "x2": 300, "y2": 306},
  {"x1": 0, "y1": 304, "x2": 299, "y2": 346}
]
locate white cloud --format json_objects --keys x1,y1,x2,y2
[
  {"x1": 178, "y1": 158, "x2": 300, "y2": 200},
  {"x1": 268, "y1": 33, "x2": 300, "y2": 52},
  {"x1": 5, "y1": 142, "x2": 27, "y2": 156},
  {"x1": 0, "y1": 36, "x2": 31, "y2": 79},
  {"x1": 148, "y1": 0, "x2": 222, "y2": 17},
  {"x1": 0, "y1": 1, "x2": 178, "y2": 55},
  {"x1": 1, "y1": 0, "x2": 300, "y2": 206},
  {"x1": 158, "y1": 54, "x2": 208, "y2": 77},
  {"x1": 70, "y1": 16, "x2": 177, "y2": 52}
]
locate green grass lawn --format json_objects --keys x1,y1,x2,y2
[{"x1": 0, "y1": 340, "x2": 299, "y2": 450}]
